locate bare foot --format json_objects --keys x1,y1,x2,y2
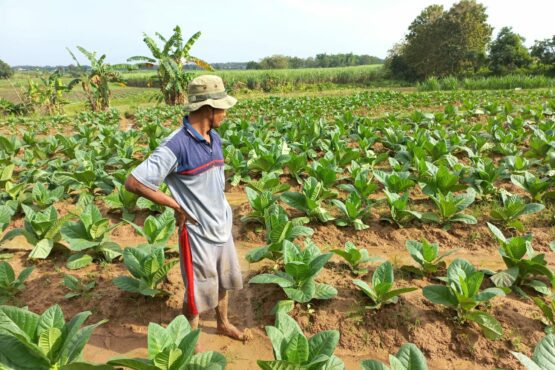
[{"x1": 217, "y1": 322, "x2": 252, "y2": 343}]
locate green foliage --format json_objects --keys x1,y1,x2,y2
[
  {"x1": 104, "y1": 181, "x2": 139, "y2": 221},
  {"x1": 0, "y1": 205, "x2": 14, "y2": 233},
  {"x1": 63, "y1": 274, "x2": 96, "y2": 299},
  {"x1": 0, "y1": 304, "x2": 107, "y2": 369},
  {"x1": 531, "y1": 35, "x2": 555, "y2": 74},
  {"x1": 488, "y1": 27, "x2": 533, "y2": 75},
  {"x1": 353, "y1": 261, "x2": 416, "y2": 309},
  {"x1": 405, "y1": 239, "x2": 458, "y2": 276},
  {"x1": 532, "y1": 296, "x2": 555, "y2": 334},
  {"x1": 428, "y1": 189, "x2": 477, "y2": 226},
  {"x1": 511, "y1": 172, "x2": 554, "y2": 202},
  {"x1": 249, "y1": 240, "x2": 337, "y2": 303},
  {"x1": 108, "y1": 315, "x2": 226, "y2": 369},
  {"x1": 0, "y1": 262, "x2": 33, "y2": 302},
  {"x1": 113, "y1": 245, "x2": 178, "y2": 297},
  {"x1": 241, "y1": 187, "x2": 279, "y2": 225},
  {"x1": 128, "y1": 26, "x2": 213, "y2": 105},
  {"x1": 281, "y1": 177, "x2": 336, "y2": 222},
  {"x1": 1, "y1": 205, "x2": 71, "y2": 260},
  {"x1": 381, "y1": 190, "x2": 424, "y2": 228},
  {"x1": 125, "y1": 208, "x2": 176, "y2": 246},
  {"x1": 0, "y1": 59, "x2": 14, "y2": 79},
  {"x1": 490, "y1": 191, "x2": 544, "y2": 231},
  {"x1": 246, "y1": 205, "x2": 313, "y2": 264},
  {"x1": 257, "y1": 312, "x2": 344, "y2": 370},
  {"x1": 387, "y1": 1, "x2": 492, "y2": 79},
  {"x1": 331, "y1": 192, "x2": 372, "y2": 230},
  {"x1": 487, "y1": 223, "x2": 553, "y2": 294},
  {"x1": 61, "y1": 204, "x2": 121, "y2": 269},
  {"x1": 511, "y1": 334, "x2": 555, "y2": 370},
  {"x1": 361, "y1": 343, "x2": 429, "y2": 370},
  {"x1": 331, "y1": 241, "x2": 382, "y2": 275},
  {"x1": 31, "y1": 183, "x2": 64, "y2": 209},
  {"x1": 67, "y1": 46, "x2": 124, "y2": 111},
  {"x1": 24, "y1": 70, "x2": 74, "y2": 115},
  {"x1": 423, "y1": 259, "x2": 505, "y2": 339}
]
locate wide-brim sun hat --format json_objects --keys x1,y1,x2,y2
[{"x1": 183, "y1": 75, "x2": 237, "y2": 112}]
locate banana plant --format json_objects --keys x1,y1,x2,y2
[
  {"x1": 0, "y1": 261, "x2": 33, "y2": 302},
  {"x1": 331, "y1": 241, "x2": 383, "y2": 275},
  {"x1": 104, "y1": 180, "x2": 139, "y2": 221},
  {"x1": 246, "y1": 205, "x2": 313, "y2": 263},
  {"x1": 1, "y1": 205, "x2": 72, "y2": 259},
  {"x1": 0, "y1": 304, "x2": 107, "y2": 369},
  {"x1": 241, "y1": 188, "x2": 279, "y2": 225},
  {"x1": 353, "y1": 261, "x2": 416, "y2": 309},
  {"x1": 423, "y1": 258, "x2": 505, "y2": 339},
  {"x1": 511, "y1": 172, "x2": 554, "y2": 202},
  {"x1": 257, "y1": 312, "x2": 344, "y2": 370},
  {"x1": 125, "y1": 208, "x2": 176, "y2": 247},
  {"x1": 490, "y1": 191, "x2": 544, "y2": 231},
  {"x1": 61, "y1": 204, "x2": 122, "y2": 269},
  {"x1": 281, "y1": 177, "x2": 336, "y2": 223},
  {"x1": 361, "y1": 343, "x2": 428, "y2": 370},
  {"x1": 405, "y1": 239, "x2": 459, "y2": 276},
  {"x1": 249, "y1": 239, "x2": 337, "y2": 303},
  {"x1": 63, "y1": 274, "x2": 96, "y2": 299},
  {"x1": 487, "y1": 223, "x2": 554, "y2": 294},
  {"x1": 331, "y1": 192, "x2": 371, "y2": 230},
  {"x1": 427, "y1": 189, "x2": 477, "y2": 227},
  {"x1": 31, "y1": 182, "x2": 65, "y2": 209},
  {"x1": 108, "y1": 315, "x2": 226, "y2": 369},
  {"x1": 512, "y1": 334, "x2": 555, "y2": 370},
  {"x1": 113, "y1": 245, "x2": 178, "y2": 297}
]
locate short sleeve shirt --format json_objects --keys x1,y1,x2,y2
[{"x1": 131, "y1": 116, "x2": 232, "y2": 244}]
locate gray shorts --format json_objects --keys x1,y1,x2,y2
[{"x1": 178, "y1": 224, "x2": 243, "y2": 315}]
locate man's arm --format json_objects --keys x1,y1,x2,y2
[{"x1": 124, "y1": 174, "x2": 197, "y2": 227}]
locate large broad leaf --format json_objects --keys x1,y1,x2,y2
[
  {"x1": 62, "y1": 319, "x2": 107, "y2": 363},
  {"x1": 249, "y1": 274, "x2": 294, "y2": 288},
  {"x1": 0, "y1": 261, "x2": 16, "y2": 286},
  {"x1": 308, "y1": 330, "x2": 339, "y2": 359},
  {"x1": 360, "y1": 360, "x2": 389, "y2": 370},
  {"x1": 285, "y1": 333, "x2": 309, "y2": 364},
  {"x1": 284, "y1": 279, "x2": 316, "y2": 303},
  {"x1": 373, "y1": 261, "x2": 394, "y2": 287},
  {"x1": 28, "y1": 239, "x2": 54, "y2": 260},
  {"x1": 265, "y1": 326, "x2": 286, "y2": 361},
  {"x1": 0, "y1": 333, "x2": 50, "y2": 369},
  {"x1": 422, "y1": 285, "x2": 457, "y2": 308},
  {"x1": 147, "y1": 323, "x2": 169, "y2": 359},
  {"x1": 490, "y1": 267, "x2": 519, "y2": 288},
  {"x1": 37, "y1": 305, "x2": 65, "y2": 336},
  {"x1": 38, "y1": 326, "x2": 63, "y2": 361},
  {"x1": 153, "y1": 347, "x2": 182, "y2": 369},
  {"x1": 113, "y1": 276, "x2": 142, "y2": 293},
  {"x1": 395, "y1": 343, "x2": 429, "y2": 370},
  {"x1": 66, "y1": 253, "x2": 93, "y2": 270},
  {"x1": 0, "y1": 305, "x2": 40, "y2": 341},
  {"x1": 465, "y1": 311, "x2": 503, "y2": 340},
  {"x1": 531, "y1": 333, "x2": 555, "y2": 369},
  {"x1": 314, "y1": 284, "x2": 337, "y2": 300},
  {"x1": 186, "y1": 350, "x2": 227, "y2": 369}
]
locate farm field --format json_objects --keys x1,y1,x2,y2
[{"x1": 1, "y1": 87, "x2": 555, "y2": 370}]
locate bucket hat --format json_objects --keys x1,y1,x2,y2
[{"x1": 183, "y1": 75, "x2": 237, "y2": 112}]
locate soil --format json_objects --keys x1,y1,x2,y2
[{"x1": 2, "y1": 190, "x2": 553, "y2": 370}]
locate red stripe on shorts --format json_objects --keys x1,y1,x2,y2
[{"x1": 180, "y1": 225, "x2": 198, "y2": 316}]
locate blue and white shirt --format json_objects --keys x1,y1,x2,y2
[{"x1": 131, "y1": 116, "x2": 232, "y2": 244}]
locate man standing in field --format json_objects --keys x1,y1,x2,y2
[{"x1": 125, "y1": 75, "x2": 247, "y2": 344}]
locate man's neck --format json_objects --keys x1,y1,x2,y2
[{"x1": 188, "y1": 113, "x2": 212, "y2": 139}]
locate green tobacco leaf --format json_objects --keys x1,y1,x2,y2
[
  {"x1": 66, "y1": 253, "x2": 93, "y2": 270},
  {"x1": 29, "y1": 239, "x2": 54, "y2": 259},
  {"x1": 465, "y1": 311, "x2": 503, "y2": 340}
]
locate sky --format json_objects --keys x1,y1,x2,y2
[{"x1": 1, "y1": 0, "x2": 554, "y2": 66}]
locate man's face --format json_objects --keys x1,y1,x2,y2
[{"x1": 212, "y1": 108, "x2": 226, "y2": 128}]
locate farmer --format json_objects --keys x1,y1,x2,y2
[{"x1": 125, "y1": 75, "x2": 247, "y2": 344}]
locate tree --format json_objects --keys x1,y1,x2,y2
[
  {"x1": 128, "y1": 26, "x2": 213, "y2": 105},
  {"x1": 386, "y1": 0, "x2": 492, "y2": 79},
  {"x1": 0, "y1": 59, "x2": 13, "y2": 79},
  {"x1": 24, "y1": 70, "x2": 73, "y2": 115},
  {"x1": 67, "y1": 46, "x2": 124, "y2": 111},
  {"x1": 488, "y1": 27, "x2": 532, "y2": 75},
  {"x1": 531, "y1": 35, "x2": 555, "y2": 74}
]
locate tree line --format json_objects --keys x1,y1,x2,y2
[
  {"x1": 245, "y1": 53, "x2": 383, "y2": 70},
  {"x1": 385, "y1": 0, "x2": 555, "y2": 80}
]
